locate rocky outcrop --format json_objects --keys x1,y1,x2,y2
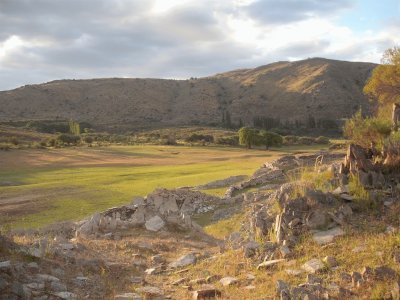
[{"x1": 76, "y1": 188, "x2": 220, "y2": 237}]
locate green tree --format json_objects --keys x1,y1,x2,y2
[
  {"x1": 364, "y1": 46, "x2": 400, "y2": 118},
  {"x1": 69, "y1": 120, "x2": 81, "y2": 135},
  {"x1": 260, "y1": 130, "x2": 283, "y2": 149},
  {"x1": 238, "y1": 127, "x2": 258, "y2": 149}
]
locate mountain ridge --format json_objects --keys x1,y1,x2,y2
[{"x1": 0, "y1": 57, "x2": 377, "y2": 132}]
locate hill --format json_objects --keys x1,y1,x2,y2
[{"x1": 0, "y1": 58, "x2": 376, "y2": 132}]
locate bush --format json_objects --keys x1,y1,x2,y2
[
  {"x1": 298, "y1": 136, "x2": 315, "y2": 145},
  {"x1": 0, "y1": 143, "x2": 11, "y2": 151},
  {"x1": 83, "y1": 136, "x2": 94, "y2": 144},
  {"x1": 343, "y1": 111, "x2": 391, "y2": 150},
  {"x1": 185, "y1": 133, "x2": 214, "y2": 143},
  {"x1": 315, "y1": 136, "x2": 330, "y2": 144},
  {"x1": 57, "y1": 134, "x2": 80, "y2": 145},
  {"x1": 215, "y1": 136, "x2": 239, "y2": 146},
  {"x1": 283, "y1": 135, "x2": 299, "y2": 145}
]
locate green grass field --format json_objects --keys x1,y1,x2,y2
[{"x1": 0, "y1": 144, "x2": 328, "y2": 229}]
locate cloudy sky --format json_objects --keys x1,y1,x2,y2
[{"x1": 0, "y1": 0, "x2": 399, "y2": 91}]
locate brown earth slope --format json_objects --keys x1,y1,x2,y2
[{"x1": 0, "y1": 58, "x2": 376, "y2": 131}]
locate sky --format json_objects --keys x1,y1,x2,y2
[{"x1": 0, "y1": 0, "x2": 399, "y2": 91}]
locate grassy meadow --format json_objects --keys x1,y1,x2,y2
[{"x1": 0, "y1": 144, "x2": 329, "y2": 229}]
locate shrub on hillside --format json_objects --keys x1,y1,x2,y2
[
  {"x1": 215, "y1": 135, "x2": 239, "y2": 146},
  {"x1": 315, "y1": 136, "x2": 330, "y2": 144},
  {"x1": 343, "y1": 111, "x2": 391, "y2": 150},
  {"x1": 185, "y1": 133, "x2": 214, "y2": 143},
  {"x1": 57, "y1": 133, "x2": 80, "y2": 145},
  {"x1": 283, "y1": 135, "x2": 299, "y2": 145},
  {"x1": 298, "y1": 136, "x2": 315, "y2": 145}
]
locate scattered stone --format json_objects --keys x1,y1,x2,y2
[
  {"x1": 130, "y1": 277, "x2": 143, "y2": 284},
  {"x1": 136, "y1": 286, "x2": 164, "y2": 300},
  {"x1": 171, "y1": 278, "x2": 188, "y2": 286},
  {"x1": 312, "y1": 227, "x2": 344, "y2": 245},
  {"x1": 206, "y1": 275, "x2": 222, "y2": 283},
  {"x1": 352, "y1": 271, "x2": 364, "y2": 288},
  {"x1": 151, "y1": 254, "x2": 166, "y2": 265},
  {"x1": 115, "y1": 293, "x2": 141, "y2": 300},
  {"x1": 0, "y1": 260, "x2": 11, "y2": 271},
  {"x1": 306, "y1": 209, "x2": 329, "y2": 229},
  {"x1": 340, "y1": 194, "x2": 354, "y2": 201},
  {"x1": 37, "y1": 274, "x2": 60, "y2": 282},
  {"x1": 145, "y1": 268, "x2": 157, "y2": 275},
  {"x1": 189, "y1": 278, "x2": 207, "y2": 285},
  {"x1": 257, "y1": 259, "x2": 286, "y2": 270},
  {"x1": 243, "y1": 240, "x2": 259, "y2": 258},
  {"x1": 307, "y1": 274, "x2": 323, "y2": 284},
  {"x1": 192, "y1": 286, "x2": 221, "y2": 300},
  {"x1": 276, "y1": 280, "x2": 290, "y2": 297},
  {"x1": 323, "y1": 256, "x2": 338, "y2": 268},
  {"x1": 332, "y1": 185, "x2": 350, "y2": 195},
  {"x1": 169, "y1": 253, "x2": 197, "y2": 269},
  {"x1": 145, "y1": 216, "x2": 166, "y2": 232},
  {"x1": 50, "y1": 281, "x2": 67, "y2": 292},
  {"x1": 302, "y1": 259, "x2": 325, "y2": 273},
  {"x1": 374, "y1": 266, "x2": 397, "y2": 279},
  {"x1": 53, "y1": 292, "x2": 77, "y2": 300},
  {"x1": 340, "y1": 272, "x2": 352, "y2": 282},
  {"x1": 132, "y1": 254, "x2": 147, "y2": 267},
  {"x1": 219, "y1": 277, "x2": 238, "y2": 286},
  {"x1": 285, "y1": 269, "x2": 304, "y2": 276},
  {"x1": 0, "y1": 277, "x2": 9, "y2": 290},
  {"x1": 27, "y1": 262, "x2": 39, "y2": 272},
  {"x1": 280, "y1": 245, "x2": 291, "y2": 258},
  {"x1": 60, "y1": 243, "x2": 75, "y2": 251}
]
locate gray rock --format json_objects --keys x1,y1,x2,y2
[
  {"x1": 169, "y1": 253, "x2": 197, "y2": 269},
  {"x1": 145, "y1": 216, "x2": 166, "y2": 232},
  {"x1": 280, "y1": 245, "x2": 291, "y2": 258},
  {"x1": 51, "y1": 281, "x2": 67, "y2": 292},
  {"x1": 37, "y1": 274, "x2": 60, "y2": 282},
  {"x1": 0, "y1": 260, "x2": 11, "y2": 271},
  {"x1": 192, "y1": 287, "x2": 221, "y2": 299},
  {"x1": 323, "y1": 256, "x2": 338, "y2": 268},
  {"x1": 60, "y1": 243, "x2": 75, "y2": 251},
  {"x1": 151, "y1": 254, "x2": 166, "y2": 265},
  {"x1": 312, "y1": 227, "x2": 344, "y2": 245},
  {"x1": 307, "y1": 274, "x2": 323, "y2": 284},
  {"x1": 306, "y1": 209, "x2": 329, "y2": 229},
  {"x1": 243, "y1": 240, "x2": 259, "y2": 258},
  {"x1": 136, "y1": 286, "x2": 164, "y2": 299},
  {"x1": 114, "y1": 292, "x2": 141, "y2": 300},
  {"x1": 0, "y1": 277, "x2": 9, "y2": 290},
  {"x1": 27, "y1": 262, "x2": 39, "y2": 272},
  {"x1": 374, "y1": 266, "x2": 397, "y2": 279},
  {"x1": 302, "y1": 259, "x2": 325, "y2": 273},
  {"x1": 11, "y1": 282, "x2": 25, "y2": 298},
  {"x1": 352, "y1": 271, "x2": 364, "y2": 288},
  {"x1": 219, "y1": 277, "x2": 238, "y2": 286},
  {"x1": 53, "y1": 292, "x2": 77, "y2": 300},
  {"x1": 257, "y1": 259, "x2": 286, "y2": 270},
  {"x1": 276, "y1": 280, "x2": 290, "y2": 296}
]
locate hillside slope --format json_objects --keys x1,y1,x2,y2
[{"x1": 0, "y1": 58, "x2": 376, "y2": 131}]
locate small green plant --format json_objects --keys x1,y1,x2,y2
[{"x1": 348, "y1": 174, "x2": 374, "y2": 209}]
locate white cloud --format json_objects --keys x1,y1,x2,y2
[{"x1": 0, "y1": 0, "x2": 397, "y2": 90}]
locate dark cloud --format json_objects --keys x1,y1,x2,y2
[{"x1": 245, "y1": 0, "x2": 353, "y2": 24}]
